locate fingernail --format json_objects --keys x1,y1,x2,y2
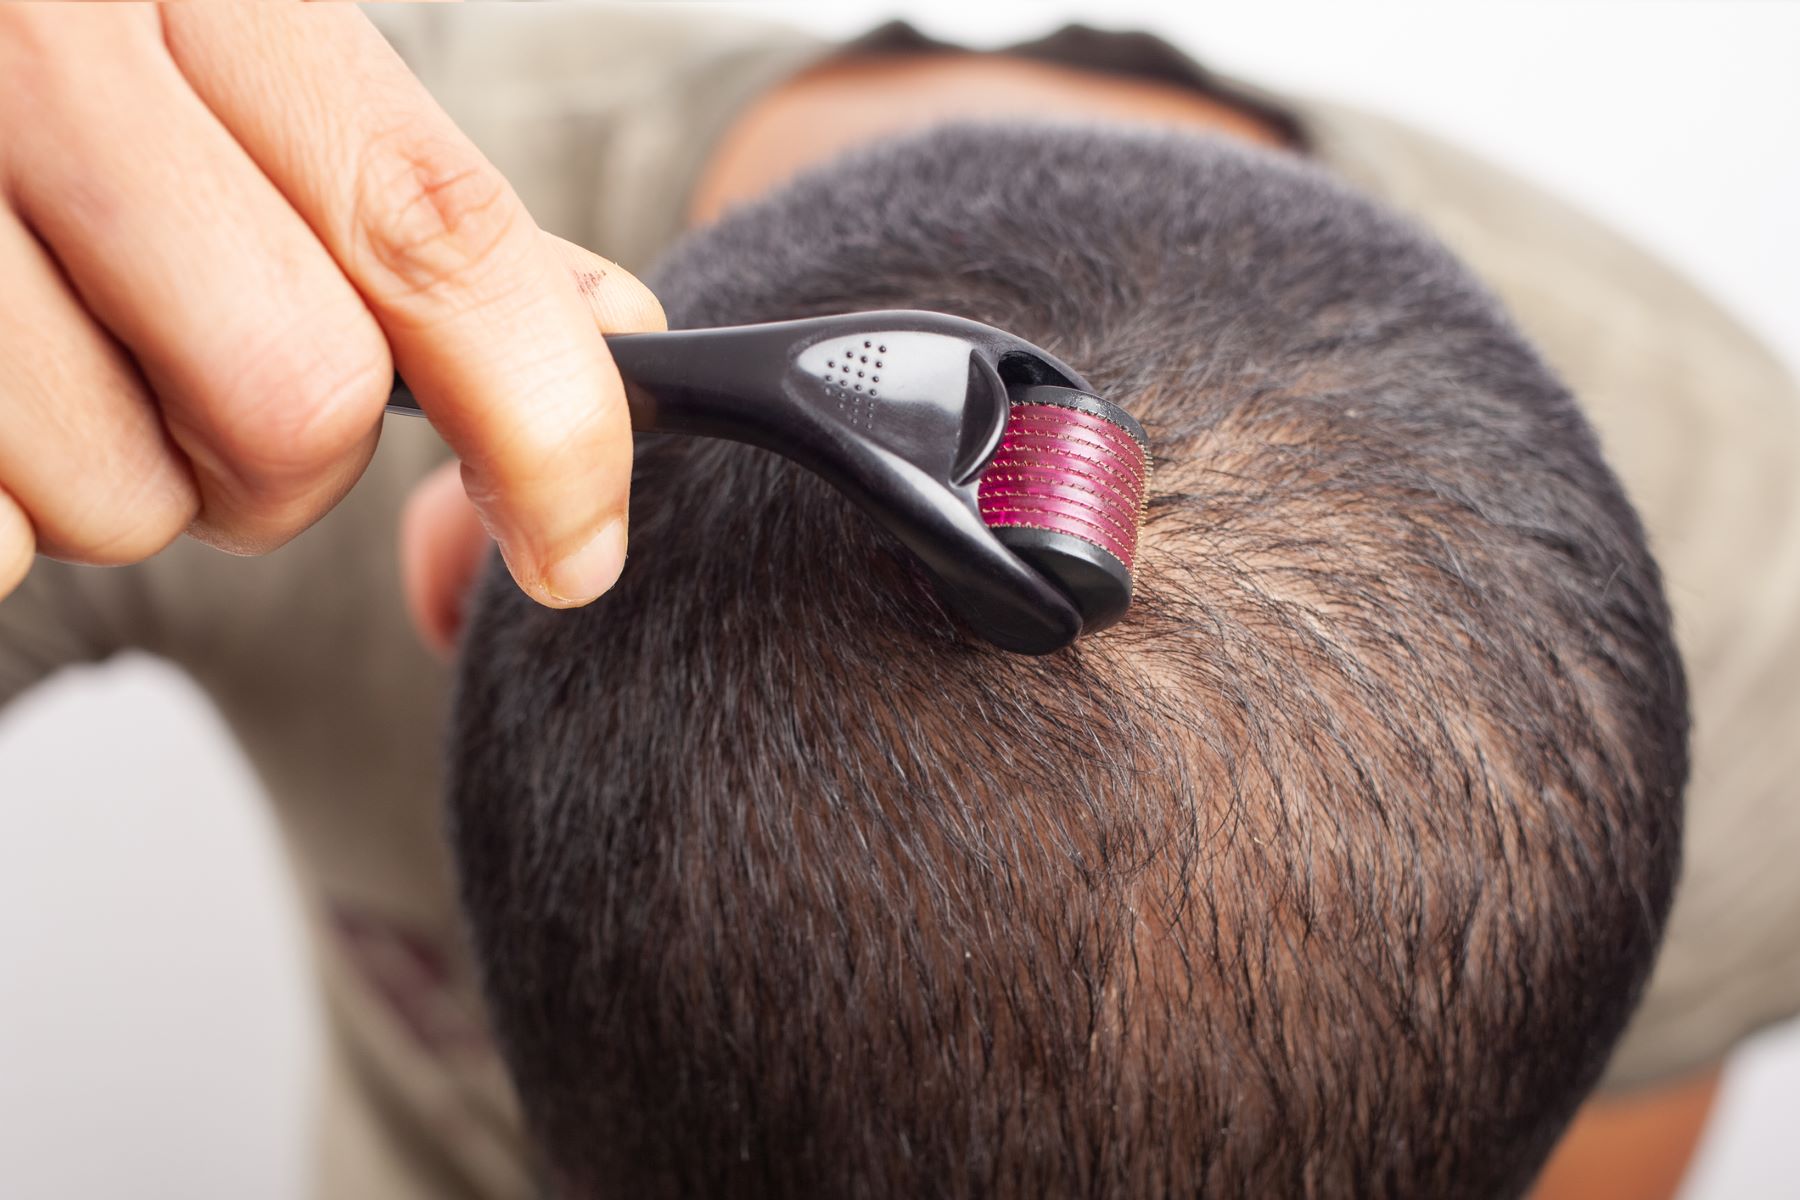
[{"x1": 542, "y1": 518, "x2": 627, "y2": 606}]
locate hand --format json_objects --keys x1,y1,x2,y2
[{"x1": 0, "y1": 4, "x2": 663, "y2": 607}]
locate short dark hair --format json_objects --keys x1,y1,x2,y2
[{"x1": 447, "y1": 124, "x2": 1686, "y2": 1198}]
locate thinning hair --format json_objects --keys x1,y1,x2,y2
[{"x1": 447, "y1": 124, "x2": 1686, "y2": 1198}]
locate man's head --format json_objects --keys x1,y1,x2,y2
[{"x1": 445, "y1": 125, "x2": 1686, "y2": 1197}]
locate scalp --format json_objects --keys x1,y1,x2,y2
[{"x1": 450, "y1": 124, "x2": 1686, "y2": 1198}]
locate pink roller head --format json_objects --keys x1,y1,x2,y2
[{"x1": 976, "y1": 391, "x2": 1151, "y2": 632}]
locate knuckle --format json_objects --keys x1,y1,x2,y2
[
  {"x1": 209, "y1": 320, "x2": 391, "y2": 484},
  {"x1": 72, "y1": 507, "x2": 188, "y2": 567},
  {"x1": 11, "y1": 392, "x2": 198, "y2": 567},
  {"x1": 50, "y1": 460, "x2": 197, "y2": 567},
  {"x1": 350, "y1": 128, "x2": 526, "y2": 307}
]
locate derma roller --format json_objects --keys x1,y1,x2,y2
[{"x1": 386, "y1": 311, "x2": 1151, "y2": 655}]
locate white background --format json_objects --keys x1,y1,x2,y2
[{"x1": 2, "y1": 3, "x2": 1796, "y2": 1197}]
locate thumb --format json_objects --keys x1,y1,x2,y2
[
  {"x1": 449, "y1": 232, "x2": 664, "y2": 610},
  {"x1": 542, "y1": 233, "x2": 668, "y2": 334},
  {"x1": 396, "y1": 239, "x2": 659, "y2": 649}
]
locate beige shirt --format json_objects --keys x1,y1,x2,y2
[{"x1": 3, "y1": 9, "x2": 1796, "y2": 1197}]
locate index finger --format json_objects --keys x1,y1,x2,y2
[{"x1": 163, "y1": 4, "x2": 657, "y2": 606}]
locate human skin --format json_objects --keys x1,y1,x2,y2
[
  {"x1": 0, "y1": 4, "x2": 664, "y2": 612},
  {"x1": 1530, "y1": 1068, "x2": 1723, "y2": 1200},
  {"x1": 402, "y1": 46, "x2": 1721, "y2": 1200}
]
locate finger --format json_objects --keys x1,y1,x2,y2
[
  {"x1": 0, "y1": 483, "x2": 34, "y2": 602},
  {"x1": 167, "y1": 5, "x2": 646, "y2": 606},
  {"x1": 5, "y1": 5, "x2": 391, "y2": 555},
  {"x1": 399, "y1": 459, "x2": 492, "y2": 659},
  {"x1": 0, "y1": 214, "x2": 198, "y2": 567},
  {"x1": 542, "y1": 234, "x2": 668, "y2": 334},
  {"x1": 392, "y1": 241, "x2": 661, "y2": 653}
]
